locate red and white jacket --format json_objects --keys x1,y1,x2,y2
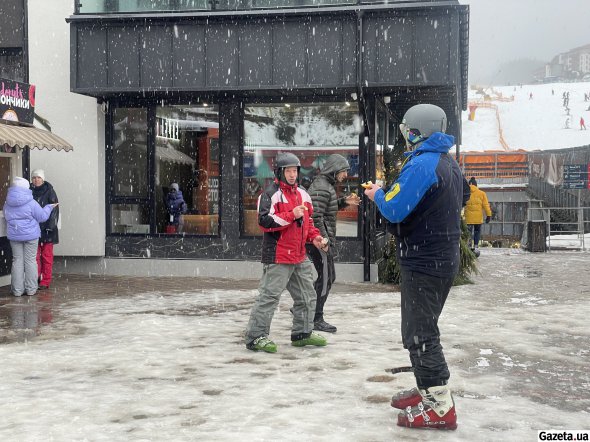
[{"x1": 258, "y1": 179, "x2": 320, "y2": 264}]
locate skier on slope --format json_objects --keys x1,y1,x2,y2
[{"x1": 364, "y1": 104, "x2": 470, "y2": 430}]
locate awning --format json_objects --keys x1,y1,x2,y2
[
  {"x1": 0, "y1": 122, "x2": 73, "y2": 152},
  {"x1": 156, "y1": 145, "x2": 195, "y2": 165}
]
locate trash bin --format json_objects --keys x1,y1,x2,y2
[{"x1": 526, "y1": 220, "x2": 547, "y2": 252}]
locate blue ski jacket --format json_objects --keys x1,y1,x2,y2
[{"x1": 374, "y1": 132, "x2": 470, "y2": 277}]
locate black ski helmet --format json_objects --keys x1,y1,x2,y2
[{"x1": 274, "y1": 152, "x2": 301, "y2": 182}]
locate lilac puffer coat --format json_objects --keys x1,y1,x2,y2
[{"x1": 3, "y1": 187, "x2": 53, "y2": 241}]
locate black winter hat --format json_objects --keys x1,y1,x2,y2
[{"x1": 469, "y1": 177, "x2": 477, "y2": 186}]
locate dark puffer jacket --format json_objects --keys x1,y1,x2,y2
[
  {"x1": 307, "y1": 154, "x2": 350, "y2": 246},
  {"x1": 31, "y1": 181, "x2": 59, "y2": 244}
]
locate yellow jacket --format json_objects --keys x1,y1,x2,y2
[{"x1": 464, "y1": 184, "x2": 492, "y2": 224}]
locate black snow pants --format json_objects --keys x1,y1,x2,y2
[
  {"x1": 306, "y1": 244, "x2": 336, "y2": 322},
  {"x1": 400, "y1": 268, "x2": 454, "y2": 389}
]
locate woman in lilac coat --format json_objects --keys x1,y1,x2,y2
[{"x1": 3, "y1": 177, "x2": 57, "y2": 296}]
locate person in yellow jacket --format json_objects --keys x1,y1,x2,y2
[{"x1": 464, "y1": 177, "x2": 492, "y2": 254}]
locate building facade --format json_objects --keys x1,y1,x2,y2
[{"x1": 2, "y1": 0, "x2": 469, "y2": 283}]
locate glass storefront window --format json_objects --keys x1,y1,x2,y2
[
  {"x1": 243, "y1": 102, "x2": 361, "y2": 237},
  {"x1": 112, "y1": 108, "x2": 148, "y2": 197},
  {"x1": 110, "y1": 203, "x2": 150, "y2": 234},
  {"x1": 77, "y1": 0, "x2": 356, "y2": 13},
  {"x1": 155, "y1": 105, "x2": 219, "y2": 235}
]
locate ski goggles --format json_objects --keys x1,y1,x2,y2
[{"x1": 399, "y1": 123, "x2": 423, "y2": 145}]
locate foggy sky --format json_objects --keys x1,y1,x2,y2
[{"x1": 460, "y1": 0, "x2": 590, "y2": 84}]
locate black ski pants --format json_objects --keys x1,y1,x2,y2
[
  {"x1": 306, "y1": 244, "x2": 336, "y2": 322},
  {"x1": 400, "y1": 268, "x2": 454, "y2": 389}
]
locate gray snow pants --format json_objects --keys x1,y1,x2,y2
[
  {"x1": 10, "y1": 239, "x2": 39, "y2": 296},
  {"x1": 245, "y1": 260, "x2": 316, "y2": 345}
]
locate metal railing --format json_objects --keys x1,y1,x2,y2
[
  {"x1": 528, "y1": 206, "x2": 590, "y2": 251},
  {"x1": 460, "y1": 152, "x2": 529, "y2": 180},
  {"x1": 75, "y1": 0, "x2": 451, "y2": 14}
]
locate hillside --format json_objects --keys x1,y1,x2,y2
[{"x1": 461, "y1": 82, "x2": 590, "y2": 151}]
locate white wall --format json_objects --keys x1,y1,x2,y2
[{"x1": 28, "y1": 0, "x2": 105, "y2": 256}]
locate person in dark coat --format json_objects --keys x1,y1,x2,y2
[
  {"x1": 31, "y1": 169, "x2": 59, "y2": 290},
  {"x1": 165, "y1": 182, "x2": 187, "y2": 227},
  {"x1": 365, "y1": 104, "x2": 470, "y2": 430},
  {"x1": 306, "y1": 154, "x2": 360, "y2": 333}
]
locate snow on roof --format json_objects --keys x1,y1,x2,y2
[{"x1": 461, "y1": 81, "x2": 590, "y2": 152}]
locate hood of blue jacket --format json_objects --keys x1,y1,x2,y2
[
  {"x1": 404, "y1": 132, "x2": 455, "y2": 158},
  {"x1": 5, "y1": 187, "x2": 33, "y2": 207}
]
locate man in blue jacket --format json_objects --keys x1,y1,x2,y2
[{"x1": 364, "y1": 104, "x2": 470, "y2": 430}]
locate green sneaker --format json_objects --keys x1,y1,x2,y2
[
  {"x1": 246, "y1": 336, "x2": 277, "y2": 353},
  {"x1": 291, "y1": 331, "x2": 327, "y2": 347}
]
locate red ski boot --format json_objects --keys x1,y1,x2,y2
[
  {"x1": 397, "y1": 386, "x2": 457, "y2": 430},
  {"x1": 390, "y1": 387, "x2": 422, "y2": 409}
]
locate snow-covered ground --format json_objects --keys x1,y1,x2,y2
[
  {"x1": 462, "y1": 82, "x2": 590, "y2": 151},
  {"x1": 0, "y1": 249, "x2": 589, "y2": 441}
]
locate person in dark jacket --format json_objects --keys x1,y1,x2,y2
[
  {"x1": 31, "y1": 169, "x2": 59, "y2": 290},
  {"x1": 364, "y1": 104, "x2": 470, "y2": 430},
  {"x1": 4, "y1": 177, "x2": 56, "y2": 296},
  {"x1": 306, "y1": 153, "x2": 360, "y2": 333},
  {"x1": 244, "y1": 152, "x2": 328, "y2": 353},
  {"x1": 165, "y1": 182, "x2": 187, "y2": 227}
]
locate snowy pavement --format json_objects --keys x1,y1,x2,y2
[{"x1": 0, "y1": 249, "x2": 589, "y2": 441}]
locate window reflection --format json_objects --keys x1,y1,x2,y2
[
  {"x1": 112, "y1": 108, "x2": 148, "y2": 197},
  {"x1": 78, "y1": 0, "x2": 358, "y2": 13},
  {"x1": 242, "y1": 102, "x2": 361, "y2": 237},
  {"x1": 155, "y1": 105, "x2": 219, "y2": 235},
  {"x1": 111, "y1": 203, "x2": 150, "y2": 234}
]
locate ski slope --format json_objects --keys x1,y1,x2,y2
[{"x1": 461, "y1": 81, "x2": 590, "y2": 151}]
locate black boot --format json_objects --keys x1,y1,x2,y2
[{"x1": 314, "y1": 319, "x2": 337, "y2": 333}]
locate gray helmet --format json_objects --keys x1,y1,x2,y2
[
  {"x1": 401, "y1": 104, "x2": 447, "y2": 146},
  {"x1": 274, "y1": 152, "x2": 301, "y2": 181}
]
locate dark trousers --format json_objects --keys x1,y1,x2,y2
[
  {"x1": 306, "y1": 244, "x2": 336, "y2": 322},
  {"x1": 468, "y1": 224, "x2": 482, "y2": 247},
  {"x1": 400, "y1": 268, "x2": 454, "y2": 389}
]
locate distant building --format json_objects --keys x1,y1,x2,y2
[{"x1": 545, "y1": 44, "x2": 590, "y2": 80}]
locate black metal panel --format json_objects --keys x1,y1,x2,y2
[
  {"x1": 342, "y1": 19, "x2": 357, "y2": 85},
  {"x1": 308, "y1": 18, "x2": 342, "y2": 86},
  {"x1": 172, "y1": 25, "x2": 206, "y2": 88},
  {"x1": 0, "y1": 237, "x2": 12, "y2": 277},
  {"x1": 108, "y1": 26, "x2": 140, "y2": 88},
  {"x1": 77, "y1": 27, "x2": 108, "y2": 89},
  {"x1": 414, "y1": 15, "x2": 450, "y2": 83},
  {"x1": 0, "y1": 0, "x2": 24, "y2": 48},
  {"x1": 206, "y1": 23, "x2": 239, "y2": 88},
  {"x1": 105, "y1": 232, "x2": 364, "y2": 262},
  {"x1": 219, "y1": 101, "x2": 241, "y2": 241},
  {"x1": 364, "y1": 12, "x2": 454, "y2": 86},
  {"x1": 70, "y1": 4, "x2": 468, "y2": 96},
  {"x1": 140, "y1": 26, "x2": 173, "y2": 88},
  {"x1": 272, "y1": 21, "x2": 307, "y2": 87},
  {"x1": 239, "y1": 22, "x2": 272, "y2": 87},
  {"x1": 365, "y1": 16, "x2": 413, "y2": 85}
]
